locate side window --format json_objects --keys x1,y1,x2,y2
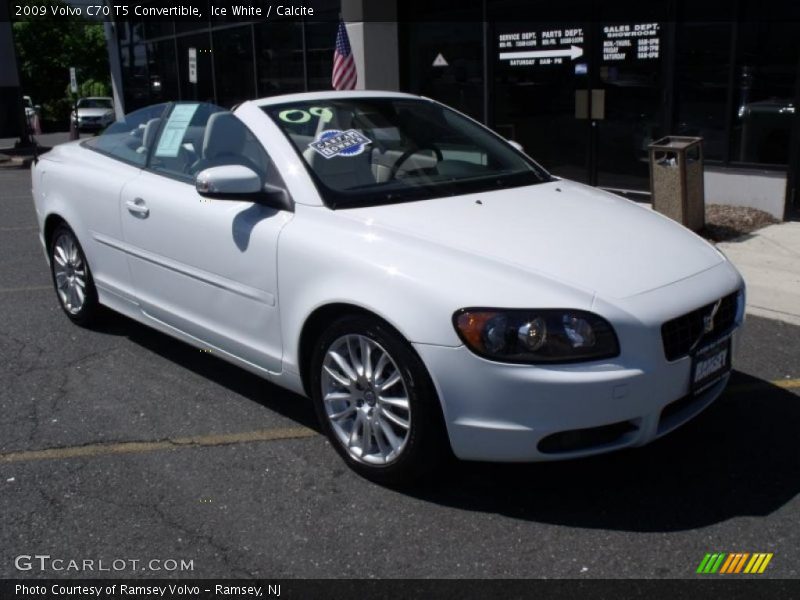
[
  {"x1": 149, "y1": 102, "x2": 281, "y2": 188},
  {"x1": 83, "y1": 103, "x2": 168, "y2": 167}
]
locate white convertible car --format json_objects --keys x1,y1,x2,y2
[{"x1": 31, "y1": 91, "x2": 745, "y2": 483}]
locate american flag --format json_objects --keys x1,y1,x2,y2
[{"x1": 332, "y1": 21, "x2": 357, "y2": 90}]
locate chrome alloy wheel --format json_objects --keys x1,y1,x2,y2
[
  {"x1": 52, "y1": 233, "x2": 87, "y2": 315},
  {"x1": 321, "y1": 334, "x2": 412, "y2": 465}
]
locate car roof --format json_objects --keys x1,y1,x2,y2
[
  {"x1": 79, "y1": 97, "x2": 113, "y2": 101},
  {"x1": 252, "y1": 90, "x2": 424, "y2": 107}
]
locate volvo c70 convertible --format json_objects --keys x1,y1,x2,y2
[{"x1": 31, "y1": 91, "x2": 745, "y2": 483}]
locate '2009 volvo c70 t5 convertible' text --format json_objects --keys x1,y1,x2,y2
[{"x1": 32, "y1": 91, "x2": 745, "y2": 483}]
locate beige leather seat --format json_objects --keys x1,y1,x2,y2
[
  {"x1": 302, "y1": 113, "x2": 375, "y2": 190},
  {"x1": 136, "y1": 117, "x2": 161, "y2": 154},
  {"x1": 191, "y1": 112, "x2": 261, "y2": 176}
]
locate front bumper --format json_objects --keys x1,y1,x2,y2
[
  {"x1": 415, "y1": 339, "x2": 736, "y2": 462},
  {"x1": 415, "y1": 263, "x2": 745, "y2": 462},
  {"x1": 77, "y1": 120, "x2": 107, "y2": 131}
]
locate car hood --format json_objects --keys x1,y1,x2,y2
[
  {"x1": 77, "y1": 107, "x2": 112, "y2": 117},
  {"x1": 339, "y1": 179, "x2": 723, "y2": 299}
]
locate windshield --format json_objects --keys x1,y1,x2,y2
[
  {"x1": 78, "y1": 98, "x2": 112, "y2": 109},
  {"x1": 263, "y1": 98, "x2": 549, "y2": 208}
]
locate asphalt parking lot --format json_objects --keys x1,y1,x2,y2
[{"x1": 1, "y1": 166, "x2": 798, "y2": 579}]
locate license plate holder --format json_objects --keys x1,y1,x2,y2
[{"x1": 691, "y1": 335, "x2": 732, "y2": 395}]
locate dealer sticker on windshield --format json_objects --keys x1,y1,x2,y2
[{"x1": 308, "y1": 129, "x2": 371, "y2": 159}]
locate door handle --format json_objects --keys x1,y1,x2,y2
[{"x1": 126, "y1": 198, "x2": 149, "y2": 218}]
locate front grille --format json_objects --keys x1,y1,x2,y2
[{"x1": 661, "y1": 291, "x2": 738, "y2": 361}]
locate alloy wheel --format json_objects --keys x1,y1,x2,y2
[
  {"x1": 52, "y1": 232, "x2": 87, "y2": 315},
  {"x1": 321, "y1": 334, "x2": 412, "y2": 465}
]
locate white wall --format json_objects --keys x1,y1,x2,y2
[
  {"x1": 346, "y1": 21, "x2": 400, "y2": 91},
  {"x1": 704, "y1": 166, "x2": 787, "y2": 219}
]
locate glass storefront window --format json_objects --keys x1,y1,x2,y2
[
  {"x1": 305, "y1": 0, "x2": 339, "y2": 91},
  {"x1": 146, "y1": 39, "x2": 180, "y2": 103},
  {"x1": 120, "y1": 42, "x2": 150, "y2": 110},
  {"x1": 402, "y1": 22, "x2": 484, "y2": 122},
  {"x1": 176, "y1": 33, "x2": 214, "y2": 103},
  {"x1": 731, "y1": 22, "x2": 796, "y2": 165},
  {"x1": 675, "y1": 22, "x2": 733, "y2": 161},
  {"x1": 255, "y1": 22, "x2": 305, "y2": 96},
  {"x1": 400, "y1": 0, "x2": 484, "y2": 121},
  {"x1": 212, "y1": 26, "x2": 256, "y2": 107},
  {"x1": 175, "y1": 1, "x2": 210, "y2": 33},
  {"x1": 596, "y1": 21, "x2": 666, "y2": 190},
  {"x1": 143, "y1": 20, "x2": 174, "y2": 41},
  {"x1": 305, "y1": 20, "x2": 339, "y2": 91},
  {"x1": 492, "y1": 19, "x2": 587, "y2": 182}
]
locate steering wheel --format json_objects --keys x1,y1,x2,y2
[{"x1": 388, "y1": 144, "x2": 443, "y2": 180}]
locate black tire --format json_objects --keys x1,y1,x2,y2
[
  {"x1": 309, "y1": 314, "x2": 449, "y2": 485},
  {"x1": 49, "y1": 223, "x2": 101, "y2": 327}
]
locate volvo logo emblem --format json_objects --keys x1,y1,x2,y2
[
  {"x1": 702, "y1": 312, "x2": 715, "y2": 335},
  {"x1": 692, "y1": 299, "x2": 722, "y2": 352}
]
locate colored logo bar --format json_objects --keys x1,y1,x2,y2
[{"x1": 696, "y1": 553, "x2": 773, "y2": 574}]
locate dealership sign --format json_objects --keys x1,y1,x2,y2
[
  {"x1": 497, "y1": 22, "x2": 661, "y2": 68},
  {"x1": 497, "y1": 27, "x2": 585, "y2": 67},
  {"x1": 602, "y1": 23, "x2": 661, "y2": 62}
]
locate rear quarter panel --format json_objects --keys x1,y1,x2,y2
[{"x1": 32, "y1": 142, "x2": 142, "y2": 302}]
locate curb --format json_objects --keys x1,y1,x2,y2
[{"x1": 0, "y1": 155, "x2": 34, "y2": 169}]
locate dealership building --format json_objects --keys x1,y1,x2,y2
[{"x1": 97, "y1": 1, "x2": 800, "y2": 218}]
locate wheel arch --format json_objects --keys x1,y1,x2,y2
[
  {"x1": 43, "y1": 213, "x2": 69, "y2": 256},
  {"x1": 297, "y1": 302, "x2": 421, "y2": 399}
]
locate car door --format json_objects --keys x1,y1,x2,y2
[
  {"x1": 119, "y1": 102, "x2": 292, "y2": 373},
  {"x1": 70, "y1": 104, "x2": 168, "y2": 302}
]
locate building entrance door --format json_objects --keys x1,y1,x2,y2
[
  {"x1": 493, "y1": 20, "x2": 593, "y2": 184},
  {"x1": 492, "y1": 10, "x2": 668, "y2": 193}
]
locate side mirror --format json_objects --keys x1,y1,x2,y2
[
  {"x1": 262, "y1": 182, "x2": 293, "y2": 212},
  {"x1": 195, "y1": 165, "x2": 293, "y2": 211},
  {"x1": 196, "y1": 165, "x2": 261, "y2": 197},
  {"x1": 507, "y1": 140, "x2": 524, "y2": 153}
]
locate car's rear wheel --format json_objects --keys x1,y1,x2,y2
[
  {"x1": 50, "y1": 223, "x2": 100, "y2": 326},
  {"x1": 309, "y1": 314, "x2": 447, "y2": 485}
]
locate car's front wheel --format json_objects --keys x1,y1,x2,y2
[
  {"x1": 309, "y1": 314, "x2": 447, "y2": 485},
  {"x1": 49, "y1": 223, "x2": 100, "y2": 326}
]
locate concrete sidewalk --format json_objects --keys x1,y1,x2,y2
[
  {"x1": 718, "y1": 222, "x2": 800, "y2": 326},
  {"x1": 0, "y1": 131, "x2": 83, "y2": 169}
]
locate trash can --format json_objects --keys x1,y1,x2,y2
[{"x1": 648, "y1": 136, "x2": 705, "y2": 231}]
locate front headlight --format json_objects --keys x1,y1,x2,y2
[{"x1": 453, "y1": 308, "x2": 619, "y2": 364}]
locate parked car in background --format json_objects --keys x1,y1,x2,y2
[
  {"x1": 71, "y1": 97, "x2": 115, "y2": 132},
  {"x1": 31, "y1": 91, "x2": 745, "y2": 484}
]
